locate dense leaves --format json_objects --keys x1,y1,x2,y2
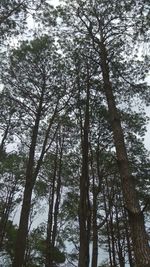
[{"x1": 0, "y1": 0, "x2": 150, "y2": 266}]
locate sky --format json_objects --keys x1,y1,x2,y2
[
  {"x1": 1, "y1": 1, "x2": 149, "y2": 266},
  {"x1": 48, "y1": 0, "x2": 60, "y2": 6}
]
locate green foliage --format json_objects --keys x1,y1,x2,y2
[
  {"x1": 0, "y1": 0, "x2": 43, "y2": 39},
  {"x1": 25, "y1": 225, "x2": 65, "y2": 266},
  {"x1": 51, "y1": 246, "x2": 66, "y2": 264},
  {"x1": 2, "y1": 220, "x2": 18, "y2": 261},
  {"x1": 0, "y1": 152, "x2": 25, "y2": 220},
  {"x1": 0, "y1": 0, "x2": 150, "y2": 266}
]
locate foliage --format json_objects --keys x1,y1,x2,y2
[{"x1": 0, "y1": 0, "x2": 150, "y2": 266}]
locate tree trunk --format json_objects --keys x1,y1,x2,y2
[
  {"x1": 79, "y1": 63, "x2": 91, "y2": 267},
  {"x1": 46, "y1": 145, "x2": 58, "y2": 267},
  {"x1": 0, "y1": 122, "x2": 10, "y2": 154},
  {"x1": 0, "y1": 184, "x2": 16, "y2": 249},
  {"x1": 91, "y1": 177, "x2": 98, "y2": 267},
  {"x1": 52, "y1": 134, "x2": 63, "y2": 248},
  {"x1": 115, "y1": 195, "x2": 125, "y2": 267},
  {"x1": 123, "y1": 209, "x2": 135, "y2": 267},
  {"x1": 12, "y1": 180, "x2": 33, "y2": 267},
  {"x1": 109, "y1": 211, "x2": 117, "y2": 267},
  {"x1": 103, "y1": 184, "x2": 113, "y2": 267},
  {"x1": 100, "y1": 40, "x2": 150, "y2": 267},
  {"x1": 91, "y1": 142, "x2": 102, "y2": 267},
  {"x1": 46, "y1": 133, "x2": 63, "y2": 267},
  {"x1": 12, "y1": 91, "x2": 44, "y2": 267}
]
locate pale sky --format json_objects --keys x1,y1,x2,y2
[
  {"x1": 1, "y1": 2, "x2": 149, "y2": 266},
  {"x1": 48, "y1": 0, "x2": 60, "y2": 6}
]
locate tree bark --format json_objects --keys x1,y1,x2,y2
[
  {"x1": 100, "y1": 40, "x2": 150, "y2": 267},
  {"x1": 45, "y1": 142, "x2": 58, "y2": 267},
  {"x1": 12, "y1": 180, "x2": 34, "y2": 267},
  {"x1": 45, "y1": 133, "x2": 64, "y2": 267},
  {"x1": 12, "y1": 89, "x2": 44, "y2": 267},
  {"x1": 115, "y1": 195, "x2": 125, "y2": 267},
  {"x1": 52, "y1": 134, "x2": 63, "y2": 248},
  {"x1": 79, "y1": 63, "x2": 91, "y2": 267},
  {"x1": 91, "y1": 175, "x2": 98, "y2": 267},
  {"x1": 103, "y1": 184, "x2": 113, "y2": 267},
  {"x1": 76, "y1": 7, "x2": 150, "y2": 266},
  {"x1": 91, "y1": 142, "x2": 103, "y2": 267},
  {"x1": 123, "y1": 209, "x2": 135, "y2": 267},
  {"x1": 0, "y1": 183, "x2": 16, "y2": 249}
]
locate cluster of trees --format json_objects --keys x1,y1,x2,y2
[{"x1": 0, "y1": 0, "x2": 150, "y2": 267}]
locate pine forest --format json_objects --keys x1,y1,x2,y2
[{"x1": 0, "y1": 1, "x2": 150, "y2": 267}]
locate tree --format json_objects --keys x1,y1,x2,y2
[
  {"x1": 1, "y1": 35, "x2": 69, "y2": 267},
  {"x1": 0, "y1": 91, "x2": 18, "y2": 157},
  {"x1": 57, "y1": 0, "x2": 150, "y2": 266},
  {"x1": 0, "y1": 0, "x2": 150, "y2": 266},
  {"x1": 0, "y1": 153, "x2": 25, "y2": 251},
  {"x1": 1, "y1": 220, "x2": 18, "y2": 264},
  {"x1": 44, "y1": 127, "x2": 65, "y2": 267},
  {"x1": 0, "y1": 0, "x2": 43, "y2": 39}
]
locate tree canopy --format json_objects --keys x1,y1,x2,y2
[{"x1": 0, "y1": 0, "x2": 150, "y2": 267}]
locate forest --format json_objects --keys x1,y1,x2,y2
[{"x1": 0, "y1": 0, "x2": 150, "y2": 267}]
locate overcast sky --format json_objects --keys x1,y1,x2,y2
[
  {"x1": 49, "y1": 0, "x2": 60, "y2": 6},
  {"x1": 1, "y1": 2, "x2": 149, "y2": 266}
]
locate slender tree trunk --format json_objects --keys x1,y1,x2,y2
[
  {"x1": 91, "y1": 198, "x2": 98, "y2": 267},
  {"x1": 46, "y1": 133, "x2": 63, "y2": 267},
  {"x1": 105, "y1": 175, "x2": 117, "y2": 267},
  {"x1": 103, "y1": 185, "x2": 113, "y2": 267},
  {"x1": 79, "y1": 64, "x2": 91, "y2": 267},
  {"x1": 0, "y1": 185, "x2": 16, "y2": 249},
  {"x1": 52, "y1": 134, "x2": 63, "y2": 248},
  {"x1": 115, "y1": 196, "x2": 125, "y2": 267},
  {"x1": 109, "y1": 211, "x2": 117, "y2": 267},
  {"x1": 91, "y1": 142, "x2": 102, "y2": 267},
  {"x1": 123, "y1": 209, "x2": 135, "y2": 267},
  {"x1": 91, "y1": 177, "x2": 98, "y2": 267},
  {"x1": 12, "y1": 179, "x2": 34, "y2": 267},
  {"x1": 46, "y1": 144, "x2": 58, "y2": 267},
  {"x1": 100, "y1": 40, "x2": 150, "y2": 267},
  {"x1": 12, "y1": 91, "x2": 44, "y2": 267},
  {"x1": 0, "y1": 123, "x2": 10, "y2": 154}
]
